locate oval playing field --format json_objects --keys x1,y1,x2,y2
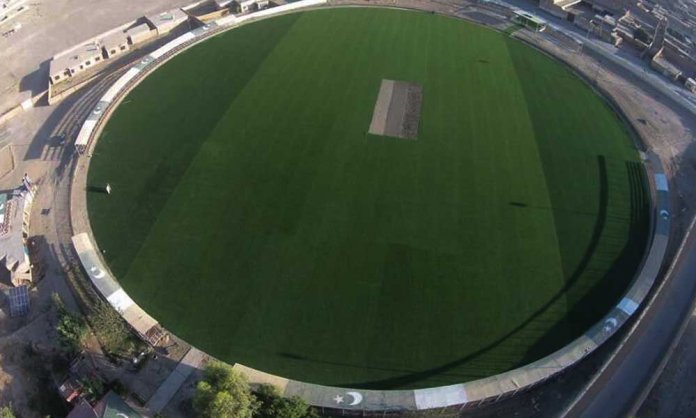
[{"x1": 87, "y1": 8, "x2": 650, "y2": 389}]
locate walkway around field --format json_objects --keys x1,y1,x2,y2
[{"x1": 145, "y1": 348, "x2": 206, "y2": 413}]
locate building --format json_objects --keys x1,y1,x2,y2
[
  {"x1": 0, "y1": 176, "x2": 35, "y2": 287},
  {"x1": 539, "y1": 0, "x2": 580, "y2": 19},
  {"x1": 125, "y1": 23, "x2": 156, "y2": 45},
  {"x1": 573, "y1": 12, "x2": 618, "y2": 43},
  {"x1": 101, "y1": 31, "x2": 129, "y2": 59},
  {"x1": 49, "y1": 42, "x2": 103, "y2": 85},
  {"x1": 145, "y1": 8, "x2": 188, "y2": 36},
  {"x1": 237, "y1": 0, "x2": 270, "y2": 14},
  {"x1": 651, "y1": 49, "x2": 683, "y2": 80},
  {"x1": 686, "y1": 77, "x2": 696, "y2": 94},
  {"x1": 662, "y1": 40, "x2": 696, "y2": 79},
  {"x1": 66, "y1": 391, "x2": 142, "y2": 418},
  {"x1": 539, "y1": 0, "x2": 631, "y2": 20},
  {"x1": 183, "y1": 0, "x2": 233, "y2": 23}
]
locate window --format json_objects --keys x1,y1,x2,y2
[
  {"x1": 85, "y1": 60, "x2": 91, "y2": 66},
  {"x1": 120, "y1": 45, "x2": 126, "y2": 51},
  {"x1": 79, "y1": 65, "x2": 83, "y2": 70},
  {"x1": 111, "y1": 49, "x2": 116, "y2": 55},
  {"x1": 95, "y1": 56, "x2": 100, "y2": 62},
  {"x1": 54, "y1": 75, "x2": 60, "y2": 81}
]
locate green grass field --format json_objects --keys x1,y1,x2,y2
[{"x1": 87, "y1": 8, "x2": 649, "y2": 389}]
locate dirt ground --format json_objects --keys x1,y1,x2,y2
[
  {"x1": 368, "y1": 79, "x2": 423, "y2": 139},
  {"x1": 0, "y1": 297, "x2": 68, "y2": 417}
]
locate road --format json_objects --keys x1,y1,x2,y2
[{"x1": 562, "y1": 217, "x2": 696, "y2": 417}]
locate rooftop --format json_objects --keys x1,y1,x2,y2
[
  {"x1": 50, "y1": 42, "x2": 102, "y2": 74},
  {"x1": 145, "y1": 8, "x2": 187, "y2": 28},
  {"x1": 0, "y1": 187, "x2": 32, "y2": 275},
  {"x1": 100, "y1": 31, "x2": 128, "y2": 49},
  {"x1": 125, "y1": 22, "x2": 152, "y2": 37}
]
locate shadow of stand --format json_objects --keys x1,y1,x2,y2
[{"x1": 18, "y1": 60, "x2": 50, "y2": 105}]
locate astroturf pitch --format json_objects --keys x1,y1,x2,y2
[{"x1": 87, "y1": 8, "x2": 650, "y2": 389}]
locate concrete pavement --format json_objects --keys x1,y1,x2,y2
[
  {"x1": 145, "y1": 347, "x2": 206, "y2": 413},
  {"x1": 563, "y1": 217, "x2": 696, "y2": 417}
]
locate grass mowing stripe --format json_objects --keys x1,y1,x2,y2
[
  {"x1": 88, "y1": 13, "x2": 301, "y2": 278},
  {"x1": 506, "y1": 38, "x2": 648, "y2": 352},
  {"x1": 89, "y1": 8, "x2": 648, "y2": 388}
]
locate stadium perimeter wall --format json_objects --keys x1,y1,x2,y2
[{"x1": 68, "y1": 2, "x2": 672, "y2": 413}]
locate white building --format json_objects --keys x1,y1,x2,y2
[
  {"x1": 49, "y1": 42, "x2": 103, "y2": 85},
  {"x1": 0, "y1": 178, "x2": 35, "y2": 287},
  {"x1": 238, "y1": 0, "x2": 269, "y2": 14},
  {"x1": 145, "y1": 8, "x2": 188, "y2": 36},
  {"x1": 126, "y1": 23, "x2": 156, "y2": 45},
  {"x1": 101, "y1": 31, "x2": 129, "y2": 59}
]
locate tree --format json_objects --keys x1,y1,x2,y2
[
  {"x1": 0, "y1": 405, "x2": 15, "y2": 418},
  {"x1": 254, "y1": 384, "x2": 316, "y2": 418},
  {"x1": 193, "y1": 361, "x2": 257, "y2": 418},
  {"x1": 52, "y1": 293, "x2": 88, "y2": 353},
  {"x1": 90, "y1": 301, "x2": 131, "y2": 353}
]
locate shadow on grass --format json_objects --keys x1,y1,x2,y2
[{"x1": 302, "y1": 156, "x2": 647, "y2": 390}]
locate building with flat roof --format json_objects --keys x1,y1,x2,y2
[
  {"x1": 49, "y1": 42, "x2": 103, "y2": 85},
  {"x1": 145, "y1": 8, "x2": 188, "y2": 36},
  {"x1": 101, "y1": 31, "x2": 129, "y2": 59},
  {"x1": 237, "y1": 0, "x2": 269, "y2": 14},
  {"x1": 0, "y1": 176, "x2": 35, "y2": 287},
  {"x1": 125, "y1": 23, "x2": 155, "y2": 45}
]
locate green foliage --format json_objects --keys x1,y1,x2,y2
[
  {"x1": 52, "y1": 293, "x2": 88, "y2": 353},
  {"x1": 90, "y1": 301, "x2": 131, "y2": 354},
  {"x1": 0, "y1": 405, "x2": 15, "y2": 418},
  {"x1": 254, "y1": 384, "x2": 316, "y2": 418},
  {"x1": 194, "y1": 361, "x2": 257, "y2": 418},
  {"x1": 81, "y1": 377, "x2": 105, "y2": 400}
]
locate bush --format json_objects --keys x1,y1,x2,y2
[
  {"x1": 90, "y1": 301, "x2": 131, "y2": 355},
  {"x1": 193, "y1": 361, "x2": 257, "y2": 418},
  {"x1": 0, "y1": 405, "x2": 15, "y2": 418},
  {"x1": 52, "y1": 293, "x2": 88, "y2": 353},
  {"x1": 193, "y1": 362, "x2": 317, "y2": 418},
  {"x1": 254, "y1": 384, "x2": 316, "y2": 418}
]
